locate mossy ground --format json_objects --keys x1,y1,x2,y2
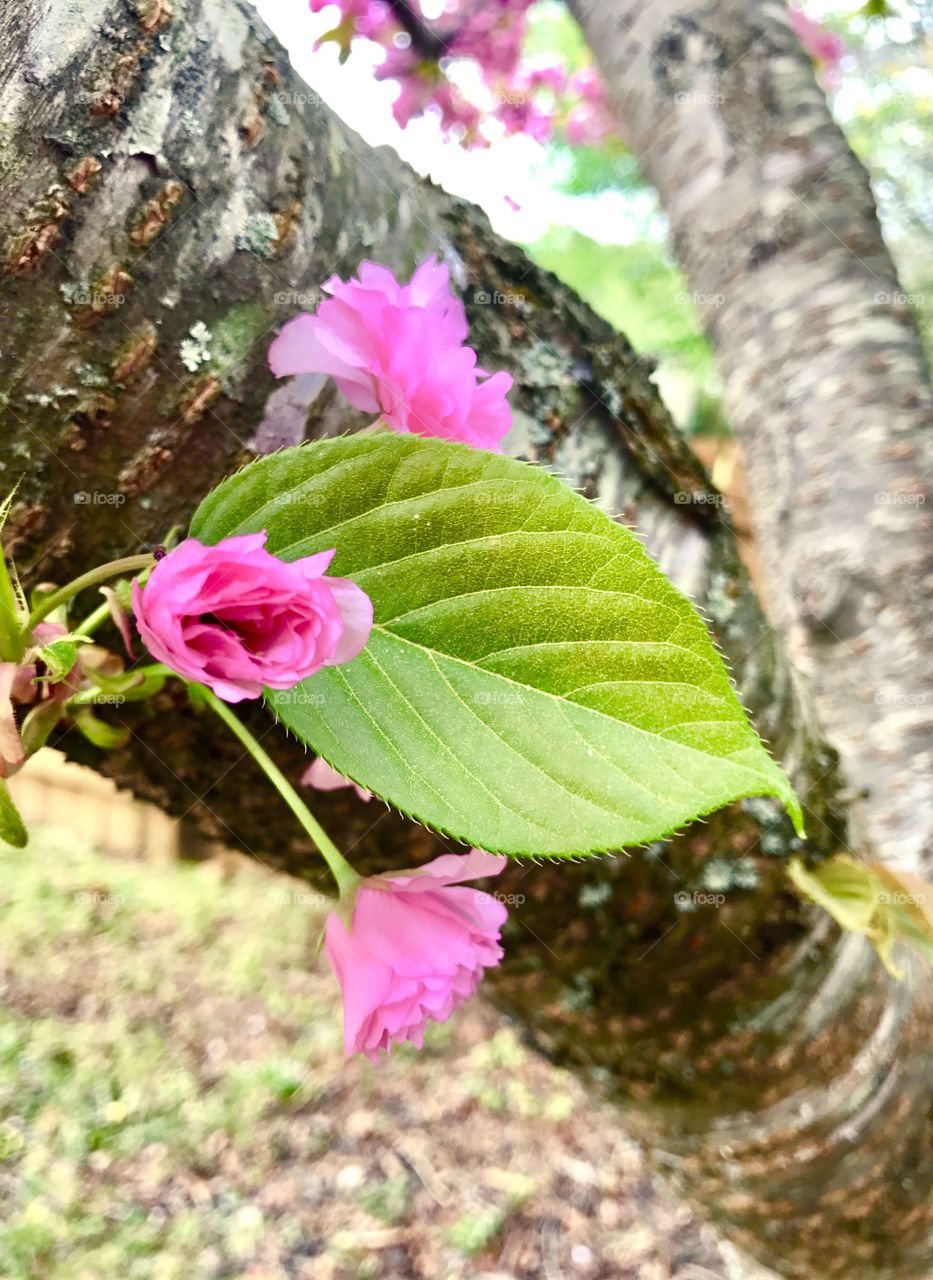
[{"x1": 0, "y1": 832, "x2": 729, "y2": 1279}]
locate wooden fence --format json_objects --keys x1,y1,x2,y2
[{"x1": 10, "y1": 751, "x2": 189, "y2": 863}]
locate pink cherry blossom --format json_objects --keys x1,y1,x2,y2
[
  {"x1": 789, "y1": 8, "x2": 845, "y2": 76},
  {"x1": 307, "y1": 0, "x2": 621, "y2": 148},
  {"x1": 563, "y1": 68, "x2": 616, "y2": 146},
  {"x1": 132, "y1": 533, "x2": 372, "y2": 703},
  {"x1": 325, "y1": 849, "x2": 508, "y2": 1059},
  {"x1": 269, "y1": 258, "x2": 513, "y2": 451}
]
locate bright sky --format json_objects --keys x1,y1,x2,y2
[{"x1": 251, "y1": 0, "x2": 650, "y2": 246}]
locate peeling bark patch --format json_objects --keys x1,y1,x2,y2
[
  {"x1": 3, "y1": 186, "x2": 70, "y2": 274},
  {"x1": 118, "y1": 444, "x2": 175, "y2": 496},
  {"x1": 69, "y1": 267, "x2": 133, "y2": 327},
  {"x1": 178, "y1": 375, "x2": 222, "y2": 424},
  {"x1": 5, "y1": 504, "x2": 51, "y2": 554},
  {"x1": 272, "y1": 199, "x2": 303, "y2": 256},
  {"x1": 3, "y1": 219, "x2": 62, "y2": 274},
  {"x1": 239, "y1": 105, "x2": 265, "y2": 148},
  {"x1": 134, "y1": 0, "x2": 173, "y2": 34},
  {"x1": 66, "y1": 157, "x2": 102, "y2": 195},
  {"x1": 89, "y1": 45, "x2": 147, "y2": 118},
  {"x1": 130, "y1": 180, "x2": 184, "y2": 246},
  {"x1": 113, "y1": 330, "x2": 158, "y2": 383}
]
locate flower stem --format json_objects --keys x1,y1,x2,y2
[
  {"x1": 198, "y1": 685, "x2": 359, "y2": 897},
  {"x1": 73, "y1": 600, "x2": 111, "y2": 638},
  {"x1": 26, "y1": 554, "x2": 155, "y2": 633}
]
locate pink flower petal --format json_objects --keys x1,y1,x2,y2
[
  {"x1": 323, "y1": 851, "x2": 508, "y2": 1060},
  {"x1": 324, "y1": 577, "x2": 374, "y2": 665},
  {"x1": 133, "y1": 534, "x2": 372, "y2": 702},
  {"x1": 268, "y1": 259, "x2": 512, "y2": 451},
  {"x1": 301, "y1": 756, "x2": 373, "y2": 803}
]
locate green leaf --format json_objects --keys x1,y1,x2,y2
[
  {"x1": 0, "y1": 487, "x2": 26, "y2": 662},
  {"x1": 19, "y1": 701, "x2": 65, "y2": 756},
  {"x1": 787, "y1": 856, "x2": 879, "y2": 935},
  {"x1": 73, "y1": 708, "x2": 129, "y2": 750},
  {"x1": 190, "y1": 434, "x2": 802, "y2": 857},
  {"x1": 78, "y1": 663, "x2": 166, "y2": 704},
  {"x1": 36, "y1": 635, "x2": 89, "y2": 683},
  {"x1": 788, "y1": 856, "x2": 933, "y2": 978},
  {"x1": 0, "y1": 778, "x2": 28, "y2": 848}
]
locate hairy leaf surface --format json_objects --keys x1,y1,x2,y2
[{"x1": 191, "y1": 434, "x2": 802, "y2": 856}]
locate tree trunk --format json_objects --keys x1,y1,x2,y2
[
  {"x1": 1, "y1": 3, "x2": 929, "y2": 1278},
  {"x1": 569, "y1": 0, "x2": 933, "y2": 875}
]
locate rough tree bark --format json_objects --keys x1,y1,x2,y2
[
  {"x1": 570, "y1": 0, "x2": 933, "y2": 875},
  {"x1": 0, "y1": 3, "x2": 929, "y2": 1278}
]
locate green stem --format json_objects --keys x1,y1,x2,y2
[
  {"x1": 0, "y1": 550, "x2": 24, "y2": 662},
  {"x1": 67, "y1": 664, "x2": 173, "y2": 708},
  {"x1": 74, "y1": 600, "x2": 111, "y2": 638},
  {"x1": 27, "y1": 555, "x2": 155, "y2": 633},
  {"x1": 199, "y1": 685, "x2": 359, "y2": 897}
]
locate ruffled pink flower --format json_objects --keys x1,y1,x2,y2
[
  {"x1": 132, "y1": 533, "x2": 372, "y2": 703},
  {"x1": 325, "y1": 849, "x2": 508, "y2": 1059},
  {"x1": 269, "y1": 258, "x2": 512, "y2": 452}
]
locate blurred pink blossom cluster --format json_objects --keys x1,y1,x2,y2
[
  {"x1": 789, "y1": 7, "x2": 846, "y2": 84},
  {"x1": 308, "y1": 0, "x2": 617, "y2": 147},
  {"x1": 269, "y1": 257, "x2": 513, "y2": 451}
]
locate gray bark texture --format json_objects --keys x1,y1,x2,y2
[
  {"x1": 570, "y1": 0, "x2": 933, "y2": 876},
  {"x1": 0, "y1": 2, "x2": 929, "y2": 1278}
]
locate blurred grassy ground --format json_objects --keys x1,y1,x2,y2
[{"x1": 0, "y1": 832, "x2": 750, "y2": 1280}]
